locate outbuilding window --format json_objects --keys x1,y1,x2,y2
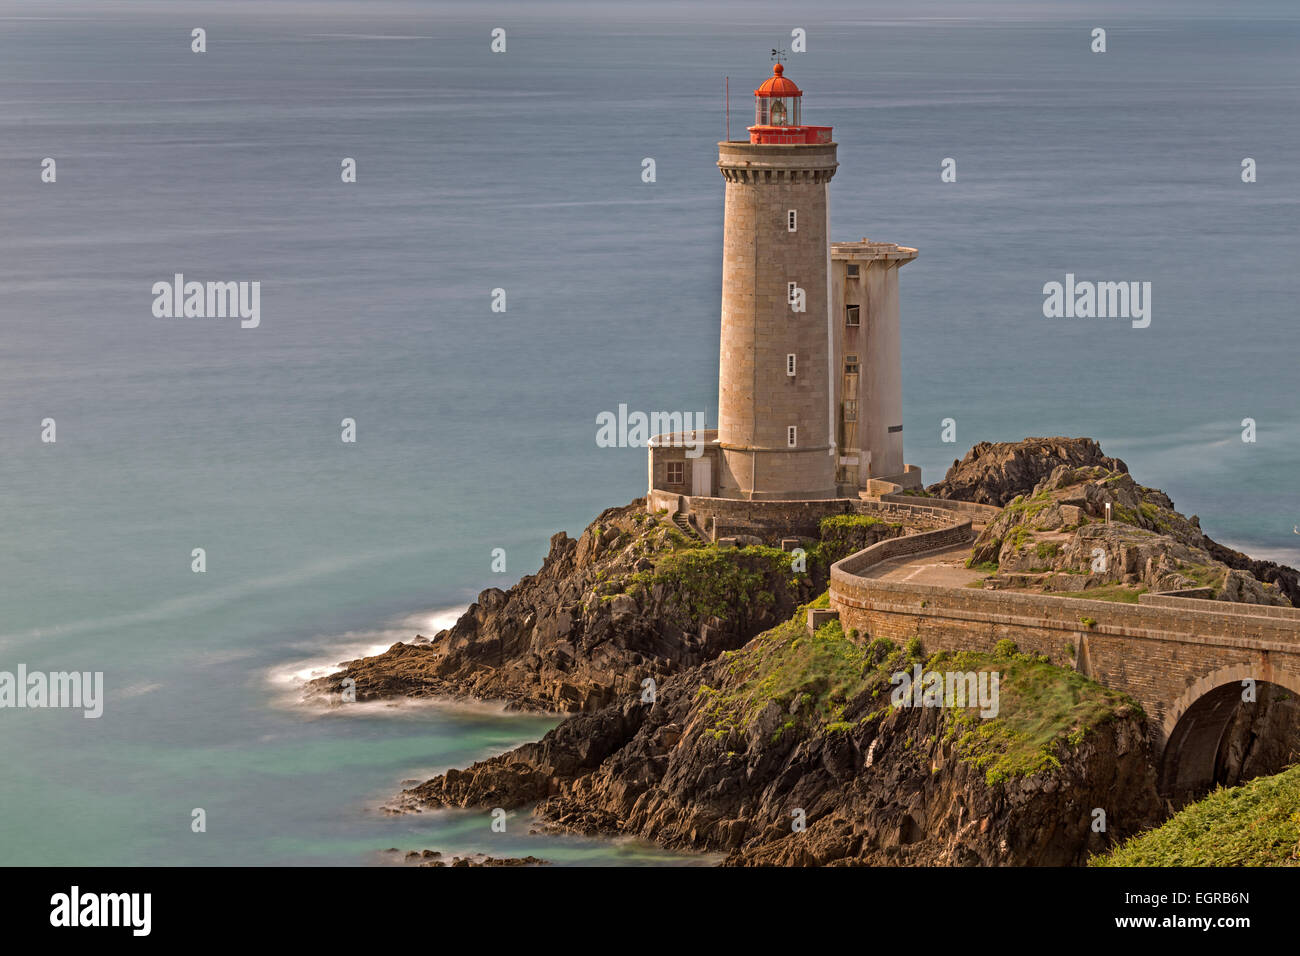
[{"x1": 666, "y1": 461, "x2": 684, "y2": 484}]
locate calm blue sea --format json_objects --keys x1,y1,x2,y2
[{"x1": 1, "y1": 0, "x2": 1297, "y2": 864}]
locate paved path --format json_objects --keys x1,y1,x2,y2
[{"x1": 858, "y1": 540, "x2": 989, "y2": 589}]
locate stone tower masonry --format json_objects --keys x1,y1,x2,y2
[{"x1": 715, "y1": 63, "x2": 839, "y2": 500}]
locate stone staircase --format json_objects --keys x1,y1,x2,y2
[{"x1": 672, "y1": 511, "x2": 706, "y2": 542}]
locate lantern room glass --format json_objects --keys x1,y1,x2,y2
[{"x1": 755, "y1": 96, "x2": 800, "y2": 127}]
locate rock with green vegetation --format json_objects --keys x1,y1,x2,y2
[
  {"x1": 312, "y1": 502, "x2": 829, "y2": 712},
  {"x1": 1092, "y1": 764, "x2": 1300, "y2": 866},
  {"x1": 310, "y1": 502, "x2": 906, "y2": 714},
  {"x1": 970, "y1": 464, "x2": 1290, "y2": 606},
  {"x1": 934, "y1": 437, "x2": 1300, "y2": 607},
  {"x1": 399, "y1": 605, "x2": 1162, "y2": 866},
  {"x1": 815, "y1": 513, "x2": 906, "y2": 567}
]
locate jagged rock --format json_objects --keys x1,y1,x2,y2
[
  {"x1": 396, "y1": 630, "x2": 1163, "y2": 867},
  {"x1": 347, "y1": 436, "x2": 1296, "y2": 868},
  {"x1": 928, "y1": 437, "x2": 1128, "y2": 506},
  {"x1": 383, "y1": 849, "x2": 549, "y2": 867},
  {"x1": 309, "y1": 502, "x2": 831, "y2": 711},
  {"x1": 970, "y1": 463, "x2": 1290, "y2": 606},
  {"x1": 1203, "y1": 537, "x2": 1300, "y2": 608}
]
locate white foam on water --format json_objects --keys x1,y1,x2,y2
[{"x1": 265, "y1": 605, "x2": 470, "y2": 712}]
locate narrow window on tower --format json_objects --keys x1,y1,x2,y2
[
  {"x1": 787, "y1": 209, "x2": 797, "y2": 232},
  {"x1": 786, "y1": 353, "x2": 797, "y2": 376},
  {"x1": 845, "y1": 354, "x2": 860, "y2": 375},
  {"x1": 666, "y1": 461, "x2": 684, "y2": 485},
  {"x1": 846, "y1": 304, "x2": 860, "y2": 327},
  {"x1": 845, "y1": 400, "x2": 858, "y2": 422},
  {"x1": 787, "y1": 281, "x2": 798, "y2": 303},
  {"x1": 787, "y1": 426, "x2": 797, "y2": 447}
]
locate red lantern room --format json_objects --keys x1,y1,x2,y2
[{"x1": 749, "y1": 63, "x2": 832, "y2": 145}]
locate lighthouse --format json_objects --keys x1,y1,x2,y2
[
  {"x1": 715, "y1": 63, "x2": 839, "y2": 500},
  {"x1": 646, "y1": 59, "x2": 920, "y2": 521}
]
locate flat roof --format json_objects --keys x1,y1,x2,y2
[{"x1": 831, "y1": 238, "x2": 919, "y2": 262}]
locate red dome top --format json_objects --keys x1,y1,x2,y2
[{"x1": 754, "y1": 62, "x2": 802, "y2": 98}]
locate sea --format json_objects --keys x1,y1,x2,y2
[{"x1": 1, "y1": 0, "x2": 1297, "y2": 864}]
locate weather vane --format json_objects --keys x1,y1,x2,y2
[{"x1": 770, "y1": 47, "x2": 787, "y2": 65}]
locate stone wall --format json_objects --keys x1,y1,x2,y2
[
  {"x1": 1139, "y1": 592, "x2": 1300, "y2": 622},
  {"x1": 878, "y1": 492, "x2": 1003, "y2": 521},
  {"x1": 829, "y1": 521, "x2": 1300, "y2": 745},
  {"x1": 716, "y1": 142, "x2": 838, "y2": 499},
  {"x1": 661, "y1": 495, "x2": 956, "y2": 541}
]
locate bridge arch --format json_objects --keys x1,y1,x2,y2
[{"x1": 1158, "y1": 663, "x2": 1300, "y2": 802}]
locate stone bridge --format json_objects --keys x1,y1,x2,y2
[{"x1": 827, "y1": 501, "x2": 1300, "y2": 801}]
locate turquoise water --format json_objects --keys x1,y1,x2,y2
[{"x1": 1, "y1": 0, "x2": 1297, "y2": 864}]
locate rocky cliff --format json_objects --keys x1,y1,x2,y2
[
  {"x1": 926, "y1": 436, "x2": 1127, "y2": 506},
  {"x1": 313, "y1": 435, "x2": 1299, "y2": 866},
  {"x1": 929, "y1": 436, "x2": 1299, "y2": 607},
  {"x1": 397, "y1": 616, "x2": 1163, "y2": 866},
  {"x1": 309, "y1": 505, "x2": 904, "y2": 712},
  {"x1": 969, "y1": 463, "x2": 1290, "y2": 605}
]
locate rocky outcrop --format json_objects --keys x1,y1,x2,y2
[
  {"x1": 310, "y1": 504, "x2": 904, "y2": 712},
  {"x1": 397, "y1": 620, "x2": 1163, "y2": 866},
  {"x1": 382, "y1": 849, "x2": 549, "y2": 867},
  {"x1": 928, "y1": 437, "x2": 1127, "y2": 507},
  {"x1": 933, "y1": 437, "x2": 1299, "y2": 608},
  {"x1": 970, "y1": 464, "x2": 1290, "y2": 605},
  {"x1": 343, "y1": 435, "x2": 1296, "y2": 867},
  {"x1": 1214, "y1": 685, "x2": 1300, "y2": 790},
  {"x1": 1203, "y1": 537, "x2": 1300, "y2": 608}
]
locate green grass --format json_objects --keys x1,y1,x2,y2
[
  {"x1": 1176, "y1": 561, "x2": 1227, "y2": 594},
  {"x1": 819, "y1": 514, "x2": 893, "y2": 532},
  {"x1": 1138, "y1": 500, "x2": 1173, "y2": 532},
  {"x1": 816, "y1": 514, "x2": 905, "y2": 566},
  {"x1": 1008, "y1": 525, "x2": 1035, "y2": 551},
  {"x1": 933, "y1": 645, "x2": 1141, "y2": 785},
  {"x1": 700, "y1": 617, "x2": 901, "y2": 741},
  {"x1": 1004, "y1": 489, "x2": 1055, "y2": 521},
  {"x1": 1080, "y1": 584, "x2": 1147, "y2": 604},
  {"x1": 1092, "y1": 764, "x2": 1300, "y2": 866},
  {"x1": 627, "y1": 543, "x2": 791, "y2": 619},
  {"x1": 697, "y1": 611, "x2": 1140, "y2": 787}
]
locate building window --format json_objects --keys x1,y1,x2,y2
[
  {"x1": 844, "y1": 400, "x2": 858, "y2": 422},
  {"x1": 845, "y1": 354, "x2": 860, "y2": 375},
  {"x1": 846, "y1": 304, "x2": 860, "y2": 327},
  {"x1": 786, "y1": 353, "x2": 797, "y2": 376},
  {"x1": 787, "y1": 426, "x2": 797, "y2": 447},
  {"x1": 666, "y1": 461, "x2": 684, "y2": 484},
  {"x1": 846, "y1": 263, "x2": 860, "y2": 278},
  {"x1": 787, "y1": 209, "x2": 797, "y2": 232},
  {"x1": 787, "y1": 281, "x2": 798, "y2": 303}
]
